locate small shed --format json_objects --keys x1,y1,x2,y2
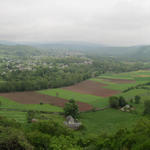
[
  {"x1": 120, "y1": 104, "x2": 134, "y2": 112},
  {"x1": 64, "y1": 115, "x2": 81, "y2": 130}
]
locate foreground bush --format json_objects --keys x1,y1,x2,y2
[
  {"x1": 143, "y1": 100, "x2": 150, "y2": 115},
  {"x1": 93, "y1": 118, "x2": 150, "y2": 150},
  {"x1": 1, "y1": 116, "x2": 150, "y2": 149},
  {"x1": 109, "y1": 96, "x2": 119, "y2": 108},
  {"x1": 0, "y1": 126, "x2": 33, "y2": 150}
]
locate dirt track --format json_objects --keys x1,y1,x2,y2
[
  {"x1": 0, "y1": 92, "x2": 93, "y2": 112},
  {"x1": 63, "y1": 80, "x2": 120, "y2": 97}
]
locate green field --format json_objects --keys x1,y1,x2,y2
[
  {"x1": 0, "y1": 110, "x2": 27, "y2": 123},
  {"x1": 0, "y1": 96, "x2": 63, "y2": 121},
  {"x1": 39, "y1": 89, "x2": 108, "y2": 108},
  {"x1": 1, "y1": 70, "x2": 150, "y2": 134},
  {"x1": 90, "y1": 70, "x2": 150, "y2": 91},
  {"x1": 80, "y1": 109, "x2": 142, "y2": 134},
  {"x1": 39, "y1": 70, "x2": 150, "y2": 134},
  {"x1": 0, "y1": 96, "x2": 62, "y2": 112}
]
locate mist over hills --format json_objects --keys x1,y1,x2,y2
[
  {"x1": 0, "y1": 41, "x2": 150, "y2": 61},
  {"x1": 0, "y1": 44, "x2": 41, "y2": 57}
]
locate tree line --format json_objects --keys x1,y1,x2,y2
[{"x1": 0, "y1": 57, "x2": 146, "y2": 92}]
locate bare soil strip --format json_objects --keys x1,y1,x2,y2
[
  {"x1": 0, "y1": 92, "x2": 93, "y2": 112},
  {"x1": 63, "y1": 80, "x2": 120, "y2": 97},
  {"x1": 101, "y1": 78, "x2": 135, "y2": 84}
]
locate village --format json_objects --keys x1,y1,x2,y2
[{"x1": 0, "y1": 54, "x2": 93, "y2": 76}]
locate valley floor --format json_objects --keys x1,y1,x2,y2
[{"x1": 0, "y1": 70, "x2": 150, "y2": 134}]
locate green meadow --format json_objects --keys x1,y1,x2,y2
[
  {"x1": 80, "y1": 109, "x2": 142, "y2": 134},
  {"x1": 39, "y1": 89, "x2": 108, "y2": 108},
  {"x1": 0, "y1": 96, "x2": 62, "y2": 121},
  {"x1": 0, "y1": 96, "x2": 62, "y2": 112},
  {"x1": 39, "y1": 70, "x2": 150, "y2": 134},
  {"x1": 0, "y1": 110, "x2": 27, "y2": 123},
  {"x1": 1, "y1": 70, "x2": 150, "y2": 134},
  {"x1": 90, "y1": 70, "x2": 150, "y2": 91}
]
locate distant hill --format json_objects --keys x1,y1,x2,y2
[
  {"x1": 31, "y1": 41, "x2": 103, "y2": 51},
  {"x1": 0, "y1": 44, "x2": 41, "y2": 57},
  {"x1": 131, "y1": 45, "x2": 150, "y2": 61},
  {"x1": 33, "y1": 42, "x2": 150, "y2": 61},
  {"x1": 0, "y1": 41, "x2": 150, "y2": 61}
]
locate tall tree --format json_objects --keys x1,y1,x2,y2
[{"x1": 64, "y1": 99, "x2": 79, "y2": 119}]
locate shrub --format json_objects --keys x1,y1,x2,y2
[
  {"x1": 26, "y1": 131, "x2": 51, "y2": 150},
  {"x1": 30, "y1": 120, "x2": 73, "y2": 137},
  {"x1": 118, "y1": 96, "x2": 126, "y2": 107},
  {"x1": 143, "y1": 100, "x2": 150, "y2": 115},
  {"x1": 130, "y1": 98, "x2": 133, "y2": 103},
  {"x1": 109, "y1": 96, "x2": 119, "y2": 109},
  {"x1": 0, "y1": 126, "x2": 33, "y2": 150},
  {"x1": 40, "y1": 102, "x2": 43, "y2": 105},
  {"x1": 92, "y1": 107, "x2": 97, "y2": 112},
  {"x1": 27, "y1": 111, "x2": 35, "y2": 123},
  {"x1": 135, "y1": 95, "x2": 141, "y2": 104},
  {"x1": 0, "y1": 116, "x2": 20, "y2": 128}
]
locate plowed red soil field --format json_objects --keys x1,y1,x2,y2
[
  {"x1": 0, "y1": 92, "x2": 93, "y2": 112},
  {"x1": 63, "y1": 80, "x2": 120, "y2": 97}
]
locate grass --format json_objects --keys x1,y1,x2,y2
[
  {"x1": 99, "y1": 70, "x2": 150, "y2": 80},
  {"x1": 119, "y1": 89, "x2": 148, "y2": 98},
  {"x1": 91, "y1": 70, "x2": 150, "y2": 91},
  {"x1": 0, "y1": 110, "x2": 27, "y2": 123},
  {"x1": 0, "y1": 96, "x2": 63, "y2": 123},
  {"x1": 106, "y1": 81, "x2": 147, "y2": 91},
  {"x1": 80, "y1": 88, "x2": 149, "y2": 134},
  {"x1": 39, "y1": 88, "x2": 108, "y2": 108},
  {"x1": 80, "y1": 109, "x2": 142, "y2": 134},
  {"x1": 91, "y1": 78, "x2": 136, "y2": 91},
  {"x1": 0, "y1": 96, "x2": 63, "y2": 112},
  {"x1": 1, "y1": 70, "x2": 150, "y2": 132},
  {"x1": 91, "y1": 77, "x2": 148, "y2": 91},
  {"x1": 35, "y1": 113, "x2": 65, "y2": 124},
  {"x1": 38, "y1": 70, "x2": 150, "y2": 134}
]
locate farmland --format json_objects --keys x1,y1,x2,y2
[
  {"x1": 39, "y1": 70, "x2": 150, "y2": 133},
  {"x1": 0, "y1": 70, "x2": 150, "y2": 134},
  {"x1": 2, "y1": 1, "x2": 150, "y2": 148}
]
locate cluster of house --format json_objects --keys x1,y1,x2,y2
[{"x1": 0, "y1": 55, "x2": 93, "y2": 76}]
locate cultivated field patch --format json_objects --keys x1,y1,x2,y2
[
  {"x1": 39, "y1": 88, "x2": 109, "y2": 108},
  {"x1": 0, "y1": 92, "x2": 93, "y2": 112},
  {"x1": 63, "y1": 80, "x2": 120, "y2": 97},
  {"x1": 136, "y1": 75, "x2": 150, "y2": 77},
  {"x1": 101, "y1": 78, "x2": 136, "y2": 84},
  {"x1": 0, "y1": 111, "x2": 27, "y2": 123},
  {"x1": 81, "y1": 108, "x2": 141, "y2": 134}
]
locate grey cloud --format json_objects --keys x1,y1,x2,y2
[{"x1": 0, "y1": 0, "x2": 150, "y2": 46}]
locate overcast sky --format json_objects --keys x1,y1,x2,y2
[{"x1": 0, "y1": 0, "x2": 150, "y2": 46}]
